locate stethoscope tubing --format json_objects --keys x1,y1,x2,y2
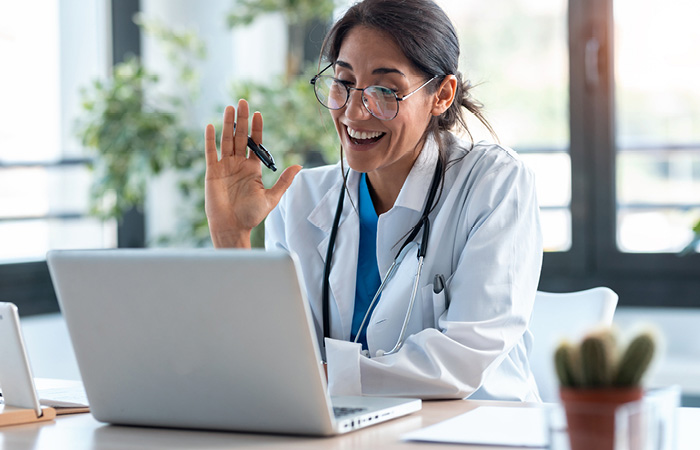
[
  {"x1": 375, "y1": 255, "x2": 426, "y2": 356},
  {"x1": 351, "y1": 242, "x2": 414, "y2": 348},
  {"x1": 353, "y1": 214, "x2": 432, "y2": 356},
  {"x1": 323, "y1": 157, "x2": 443, "y2": 357}
]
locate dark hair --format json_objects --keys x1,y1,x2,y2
[{"x1": 320, "y1": 0, "x2": 495, "y2": 150}]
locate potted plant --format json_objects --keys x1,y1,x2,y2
[{"x1": 554, "y1": 328, "x2": 656, "y2": 450}]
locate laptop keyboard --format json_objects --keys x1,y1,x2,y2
[{"x1": 333, "y1": 406, "x2": 367, "y2": 418}]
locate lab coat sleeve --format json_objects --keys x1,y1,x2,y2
[
  {"x1": 265, "y1": 190, "x2": 289, "y2": 252},
  {"x1": 326, "y1": 158, "x2": 542, "y2": 399}
]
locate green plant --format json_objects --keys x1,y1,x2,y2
[
  {"x1": 579, "y1": 331, "x2": 616, "y2": 386},
  {"x1": 77, "y1": 4, "x2": 339, "y2": 248},
  {"x1": 554, "y1": 328, "x2": 656, "y2": 389},
  {"x1": 76, "y1": 17, "x2": 204, "y2": 223}
]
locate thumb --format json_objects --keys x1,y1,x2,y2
[{"x1": 267, "y1": 165, "x2": 302, "y2": 205}]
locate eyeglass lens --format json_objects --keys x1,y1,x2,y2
[{"x1": 314, "y1": 77, "x2": 399, "y2": 120}]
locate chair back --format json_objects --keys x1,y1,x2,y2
[{"x1": 529, "y1": 287, "x2": 618, "y2": 402}]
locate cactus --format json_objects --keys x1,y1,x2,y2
[
  {"x1": 613, "y1": 332, "x2": 655, "y2": 386},
  {"x1": 580, "y1": 330, "x2": 617, "y2": 387},
  {"x1": 554, "y1": 341, "x2": 579, "y2": 387},
  {"x1": 553, "y1": 328, "x2": 656, "y2": 389}
]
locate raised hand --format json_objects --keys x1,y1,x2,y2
[{"x1": 204, "y1": 100, "x2": 301, "y2": 248}]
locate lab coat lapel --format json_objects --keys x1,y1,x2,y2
[
  {"x1": 376, "y1": 139, "x2": 439, "y2": 275},
  {"x1": 308, "y1": 171, "x2": 360, "y2": 341}
]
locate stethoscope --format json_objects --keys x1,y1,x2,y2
[{"x1": 322, "y1": 157, "x2": 443, "y2": 357}]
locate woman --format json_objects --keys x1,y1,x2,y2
[{"x1": 204, "y1": 0, "x2": 542, "y2": 401}]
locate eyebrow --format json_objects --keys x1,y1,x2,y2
[{"x1": 335, "y1": 60, "x2": 406, "y2": 77}]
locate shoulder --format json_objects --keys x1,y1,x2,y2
[
  {"x1": 284, "y1": 163, "x2": 344, "y2": 199},
  {"x1": 445, "y1": 138, "x2": 535, "y2": 188},
  {"x1": 447, "y1": 137, "x2": 527, "y2": 171}
]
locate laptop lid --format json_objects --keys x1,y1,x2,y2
[{"x1": 48, "y1": 249, "x2": 338, "y2": 435}]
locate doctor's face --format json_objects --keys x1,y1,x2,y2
[{"x1": 330, "y1": 26, "x2": 437, "y2": 180}]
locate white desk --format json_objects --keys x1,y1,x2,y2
[{"x1": 1, "y1": 396, "x2": 699, "y2": 450}]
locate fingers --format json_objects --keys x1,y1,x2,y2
[
  {"x1": 267, "y1": 165, "x2": 303, "y2": 205},
  {"x1": 251, "y1": 111, "x2": 263, "y2": 146},
  {"x1": 221, "y1": 105, "x2": 235, "y2": 157},
  {"x1": 234, "y1": 99, "x2": 249, "y2": 158},
  {"x1": 204, "y1": 124, "x2": 218, "y2": 165}
]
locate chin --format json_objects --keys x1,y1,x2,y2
[{"x1": 344, "y1": 153, "x2": 379, "y2": 174}]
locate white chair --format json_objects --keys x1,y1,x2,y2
[{"x1": 529, "y1": 287, "x2": 618, "y2": 402}]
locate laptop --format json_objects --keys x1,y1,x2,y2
[{"x1": 47, "y1": 249, "x2": 421, "y2": 435}]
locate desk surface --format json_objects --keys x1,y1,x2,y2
[
  {"x1": 1, "y1": 397, "x2": 699, "y2": 450},
  {"x1": 1, "y1": 399, "x2": 504, "y2": 450}
]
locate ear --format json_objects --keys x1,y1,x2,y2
[{"x1": 430, "y1": 75, "x2": 457, "y2": 116}]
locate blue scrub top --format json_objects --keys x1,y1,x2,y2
[{"x1": 350, "y1": 173, "x2": 382, "y2": 350}]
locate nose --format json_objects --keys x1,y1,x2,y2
[{"x1": 344, "y1": 89, "x2": 371, "y2": 121}]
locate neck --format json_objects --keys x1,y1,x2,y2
[{"x1": 365, "y1": 151, "x2": 421, "y2": 215}]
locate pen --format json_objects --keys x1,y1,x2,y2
[
  {"x1": 247, "y1": 136, "x2": 277, "y2": 172},
  {"x1": 433, "y1": 274, "x2": 445, "y2": 294}
]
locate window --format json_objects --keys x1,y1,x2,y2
[
  {"x1": 0, "y1": 1, "x2": 114, "y2": 264},
  {"x1": 614, "y1": 0, "x2": 700, "y2": 253},
  {"x1": 436, "y1": 0, "x2": 570, "y2": 253},
  {"x1": 0, "y1": 1, "x2": 137, "y2": 314},
  {"x1": 4, "y1": 0, "x2": 699, "y2": 313},
  {"x1": 436, "y1": 0, "x2": 700, "y2": 305}
]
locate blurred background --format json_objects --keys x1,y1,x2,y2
[{"x1": 0, "y1": 0, "x2": 699, "y2": 402}]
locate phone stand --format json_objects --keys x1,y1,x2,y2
[{"x1": 0, "y1": 404, "x2": 56, "y2": 427}]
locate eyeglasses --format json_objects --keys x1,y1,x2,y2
[{"x1": 310, "y1": 63, "x2": 439, "y2": 121}]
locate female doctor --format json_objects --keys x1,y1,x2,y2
[{"x1": 204, "y1": 0, "x2": 543, "y2": 401}]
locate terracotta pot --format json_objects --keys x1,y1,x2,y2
[{"x1": 559, "y1": 387, "x2": 644, "y2": 450}]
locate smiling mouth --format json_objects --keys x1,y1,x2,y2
[{"x1": 346, "y1": 126, "x2": 386, "y2": 145}]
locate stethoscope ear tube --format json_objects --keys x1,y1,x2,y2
[
  {"x1": 417, "y1": 217, "x2": 430, "y2": 259},
  {"x1": 322, "y1": 177, "x2": 347, "y2": 346}
]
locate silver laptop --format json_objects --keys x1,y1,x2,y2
[{"x1": 47, "y1": 249, "x2": 420, "y2": 435}]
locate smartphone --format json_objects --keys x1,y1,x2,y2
[{"x1": 0, "y1": 302, "x2": 43, "y2": 416}]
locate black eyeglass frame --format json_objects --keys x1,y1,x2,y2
[{"x1": 310, "y1": 63, "x2": 440, "y2": 121}]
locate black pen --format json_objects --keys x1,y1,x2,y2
[{"x1": 247, "y1": 136, "x2": 277, "y2": 172}]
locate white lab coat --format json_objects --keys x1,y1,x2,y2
[{"x1": 265, "y1": 134, "x2": 543, "y2": 401}]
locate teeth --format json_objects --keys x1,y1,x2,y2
[{"x1": 347, "y1": 127, "x2": 383, "y2": 140}]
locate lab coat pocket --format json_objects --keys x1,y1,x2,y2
[{"x1": 420, "y1": 284, "x2": 446, "y2": 329}]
